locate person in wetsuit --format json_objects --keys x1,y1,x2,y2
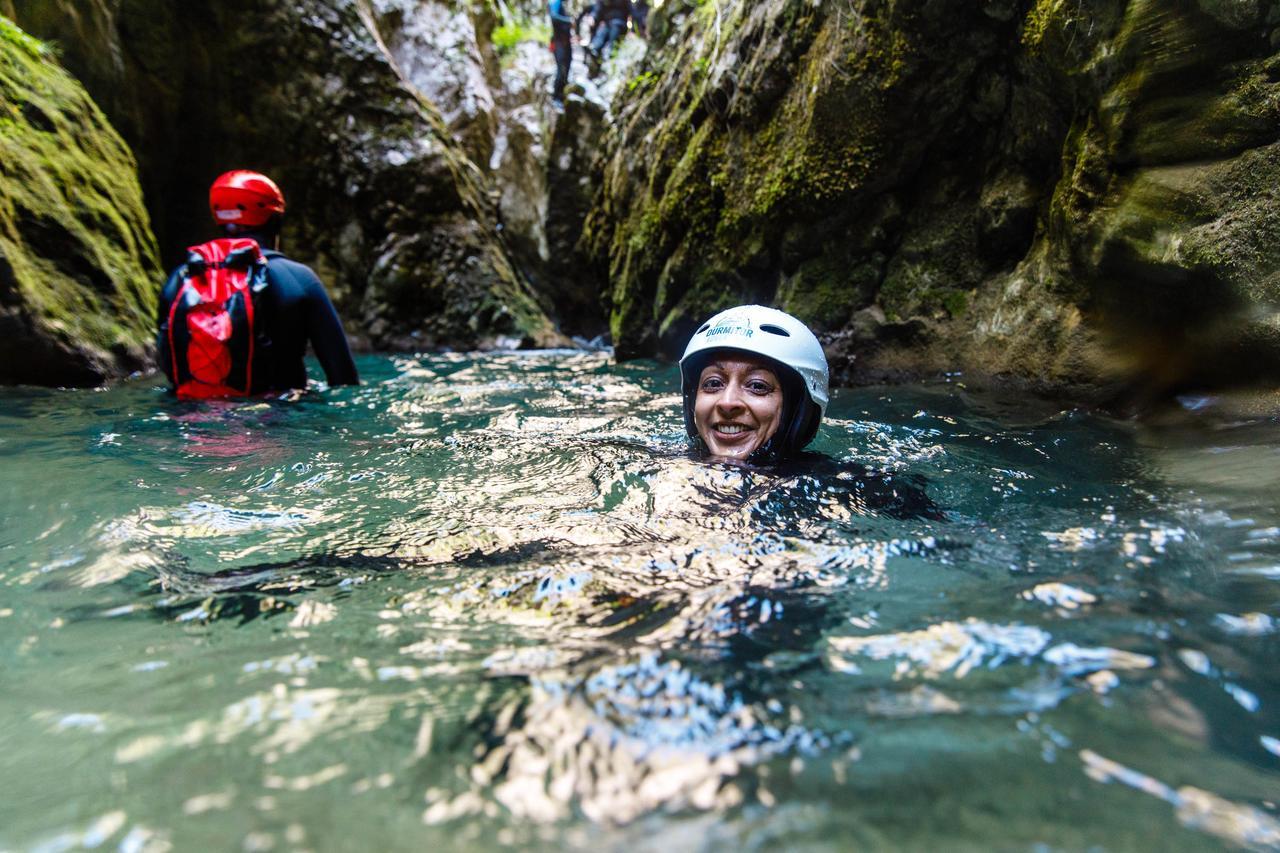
[
  {"x1": 587, "y1": 0, "x2": 631, "y2": 61},
  {"x1": 632, "y1": 0, "x2": 649, "y2": 38},
  {"x1": 680, "y1": 304, "x2": 945, "y2": 520},
  {"x1": 156, "y1": 170, "x2": 359, "y2": 395},
  {"x1": 549, "y1": 0, "x2": 575, "y2": 106}
]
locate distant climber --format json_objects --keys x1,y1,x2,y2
[
  {"x1": 548, "y1": 0, "x2": 575, "y2": 107},
  {"x1": 574, "y1": 4, "x2": 596, "y2": 43},
  {"x1": 586, "y1": 0, "x2": 631, "y2": 63},
  {"x1": 156, "y1": 170, "x2": 359, "y2": 398},
  {"x1": 632, "y1": 0, "x2": 649, "y2": 38}
]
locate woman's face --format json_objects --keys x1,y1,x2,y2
[{"x1": 693, "y1": 355, "x2": 783, "y2": 460}]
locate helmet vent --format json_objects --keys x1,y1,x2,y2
[
  {"x1": 760, "y1": 324, "x2": 791, "y2": 337},
  {"x1": 696, "y1": 323, "x2": 711, "y2": 334}
]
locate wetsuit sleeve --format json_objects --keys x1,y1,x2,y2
[
  {"x1": 155, "y1": 267, "x2": 184, "y2": 386},
  {"x1": 549, "y1": 0, "x2": 572, "y2": 25},
  {"x1": 299, "y1": 271, "x2": 360, "y2": 387}
]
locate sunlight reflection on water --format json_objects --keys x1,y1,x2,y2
[{"x1": 2, "y1": 352, "x2": 1280, "y2": 850}]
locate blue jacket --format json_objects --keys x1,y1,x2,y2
[{"x1": 549, "y1": 0, "x2": 573, "y2": 36}]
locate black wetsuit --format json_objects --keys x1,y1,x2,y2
[
  {"x1": 632, "y1": 0, "x2": 649, "y2": 37},
  {"x1": 768, "y1": 453, "x2": 947, "y2": 523},
  {"x1": 549, "y1": 0, "x2": 574, "y2": 101},
  {"x1": 682, "y1": 450, "x2": 947, "y2": 525},
  {"x1": 156, "y1": 239, "x2": 359, "y2": 394}
]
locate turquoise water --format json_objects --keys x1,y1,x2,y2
[{"x1": 2, "y1": 351, "x2": 1279, "y2": 851}]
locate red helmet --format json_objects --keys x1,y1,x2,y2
[{"x1": 209, "y1": 170, "x2": 285, "y2": 228}]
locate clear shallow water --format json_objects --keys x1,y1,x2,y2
[{"x1": 2, "y1": 351, "x2": 1279, "y2": 851}]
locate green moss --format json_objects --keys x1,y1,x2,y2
[
  {"x1": 0, "y1": 15, "x2": 46, "y2": 59},
  {"x1": 714, "y1": 11, "x2": 892, "y2": 240},
  {"x1": 627, "y1": 70, "x2": 658, "y2": 94},
  {"x1": 654, "y1": 121, "x2": 722, "y2": 243},
  {"x1": 0, "y1": 16, "x2": 159, "y2": 371},
  {"x1": 941, "y1": 289, "x2": 970, "y2": 317},
  {"x1": 600, "y1": 1, "x2": 905, "y2": 355},
  {"x1": 1021, "y1": 0, "x2": 1063, "y2": 52},
  {"x1": 881, "y1": 282, "x2": 971, "y2": 320},
  {"x1": 492, "y1": 20, "x2": 550, "y2": 56},
  {"x1": 777, "y1": 253, "x2": 877, "y2": 331}
]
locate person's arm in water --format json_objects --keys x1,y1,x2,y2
[
  {"x1": 301, "y1": 274, "x2": 360, "y2": 387},
  {"x1": 155, "y1": 266, "x2": 184, "y2": 387},
  {"x1": 265, "y1": 256, "x2": 360, "y2": 386}
]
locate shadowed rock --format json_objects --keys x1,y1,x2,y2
[{"x1": 6, "y1": 0, "x2": 567, "y2": 355}]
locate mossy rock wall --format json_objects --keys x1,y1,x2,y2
[
  {"x1": 8, "y1": 0, "x2": 563, "y2": 354},
  {"x1": 588, "y1": 0, "x2": 1280, "y2": 397},
  {"x1": 0, "y1": 16, "x2": 158, "y2": 386}
]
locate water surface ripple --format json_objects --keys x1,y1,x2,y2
[{"x1": 2, "y1": 352, "x2": 1279, "y2": 850}]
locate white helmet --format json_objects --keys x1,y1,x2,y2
[{"x1": 679, "y1": 305, "x2": 830, "y2": 456}]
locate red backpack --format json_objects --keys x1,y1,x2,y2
[{"x1": 166, "y1": 238, "x2": 269, "y2": 399}]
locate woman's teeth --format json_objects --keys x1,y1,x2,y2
[{"x1": 716, "y1": 424, "x2": 748, "y2": 434}]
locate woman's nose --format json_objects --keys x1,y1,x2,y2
[{"x1": 716, "y1": 382, "x2": 745, "y2": 411}]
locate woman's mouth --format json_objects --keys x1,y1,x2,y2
[{"x1": 713, "y1": 423, "x2": 752, "y2": 437}]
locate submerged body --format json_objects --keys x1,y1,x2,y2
[
  {"x1": 156, "y1": 170, "x2": 358, "y2": 396},
  {"x1": 156, "y1": 248, "x2": 358, "y2": 394},
  {"x1": 0, "y1": 350, "x2": 1273, "y2": 849}
]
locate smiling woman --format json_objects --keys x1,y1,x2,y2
[
  {"x1": 692, "y1": 355, "x2": 784, "y2": 459},
  {"x1": 679, "y1": 305, "x2": 830, "y2": 463}
]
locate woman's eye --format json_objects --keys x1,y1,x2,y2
[
  {"x1": 747, "y1": 380, "x2": 773, "y2": 394},
  {"x1": 700, "y1": 377, "x2": 724, "y2": 391}
]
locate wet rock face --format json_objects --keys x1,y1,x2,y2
[
  {"x1": 589, "y1": 0, "x2": 1280, "y2": 396},
  {"x1": 8, "y1": 0, "x2": 565, "y2": 354},
  {"x1": 1064, "y1": 2, "x2": 1280, "y2": 392},
  {"x1": 540, "y1": 97, "x2": 610, "y2": 335},
  {"x1": 365, "y1": 5, "x2": 610, "y2": 340},
  {"x1": 0, "y1": 18, "x2": 158, "y2": 386}
]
